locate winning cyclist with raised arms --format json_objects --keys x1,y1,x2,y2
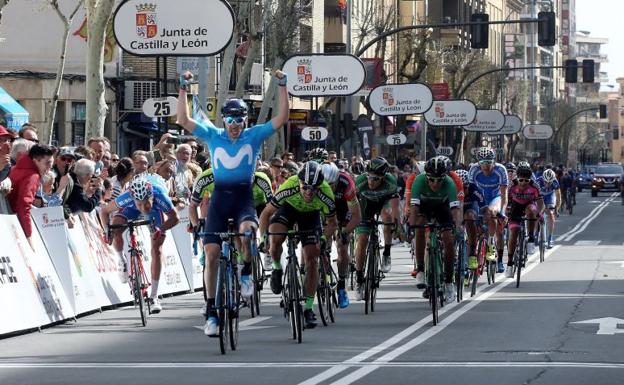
[{"x1": 176, "y1": 70, "x2": 289, "y2": 337}]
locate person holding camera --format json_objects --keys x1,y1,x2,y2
[{"x1": 64, "y1": 158, "x2": 103, "y2": 215}]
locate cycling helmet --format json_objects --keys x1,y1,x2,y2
[
  {"x1": 424, "y1": 157, "x2": 448, "y2": 177},
  {"x1": 517, "y1": 161, "x2": 531, "y2": 169},
  {"x1": 516, "y1": 163, "x2": 533, "y2": 179},
  {"x1": 336, "y1": 159, "x2": 348, "y2": 170},
  {"x1": 129, "y1": 177, "x2": 153, "y2": 201},
  {"x1": 505, "y1": 162, "x2": 517, "y2": 171},
  {"x1": 455, "y1": 169, "x2": 469, "y2": 185},
  {"x1": 435, "y1": 155, "x2": 453, "y2": 172},
  {"x1": 307, "y1": 147, "x2": 329, "y2": 163},
  {"x1": 351, "y1": 161, "x2": 365, "y2": 175},
  {"x1": 413, "y1": 161, "x2": 426, "y2": 174},
  {"x1": 542, "y1": 168, "x2": 556, "y2": 183},
  {"x1": 321, "y1": 162, "x2": 340, "y2": 184},
  {"x1": 367, "y1": 156, "x2": 389, "y2": 176},
  {"x1": 283, "y1": 161, "x2": 299, "y2": 175},
  {"x1": 476, "y1": 147, "x2": 496, "y2": 161},
  {"x1": 221, "y1": 98, "x2": 248, "y2": 117},
  {"x1": 298, "y1": 161, "x2": 324, "y2": 187}
]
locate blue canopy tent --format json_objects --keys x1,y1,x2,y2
[{"x1": 0, "y1": 87, "x2": 29, "y2": 130}]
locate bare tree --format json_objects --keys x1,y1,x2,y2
[
  {"x1": 45, "y1": 0, "x2": 84, "y2": 145},
  {"x1": 397, "y1": 28, "x2": 432, "y2": 83},
  {"x1": 84, "y1": 0, "x2": 115, "y2": 141},
  {"x1": 234, "y1": 0, "x2": 268, "y2": 98}
]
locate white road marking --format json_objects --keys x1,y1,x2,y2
[
  {"x1": 193, "y1": 316, "x2": 274, "y2": 332},
  {"x1": 557, "y1": 193, "x2": 617, "y2": 242},
  {"x1": 299, "y1": 246, "x2": 560, "y2": 385},
  {"x1": 571, "y1": 317, "x2": 624, "y2": 335},
  {"x1": 2, "y1": 361, "x2": 623, "y2": 369},
  {"x1": 574, "y1": 240, "x2": 601, "y2": 246},
  {"x1": 607, "y1": 261, "x2": 624, "y2": 268}
]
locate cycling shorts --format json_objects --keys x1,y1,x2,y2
[
  {"x1": 204, "y1": 184, "x2": 257, "y2": 245},
  {"x1": 508, "y1": 203, "x2": 538, "y2": 227},
  {"x1": 463, "y1": 201, "x2": 480, "y2": 215},
  {"x1": 114, "y1": 206, "x2": 164, "y2": 228},
  {"x1": 269, "y1": 203, "x2": 321, "y2": 246},
  {"x1": 479, "y1": 195, "x2": 501, "y2": 213},
  {"x1": 543, "y1": 193, "x2": 556, "y2": 207},
  {"x1": 414, "y1": 202, "x2": 454, "y2": 230}
]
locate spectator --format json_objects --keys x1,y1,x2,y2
[
  {"x1": 173, "y1": 143, "x2": 194, "y2": 202},
  {"x1": 184, "y1": 137, "x2": 200, "y2": 161},
  {"x1": 7, "y1": 144, "x2": 55, "y2": 241},
  {"x1": 281, "y1": 151, "x2": 294, "y2": 163},
  {"x1": 269, "y1": 157, "x2": 284, "y2": 190},
  {"x1": 110, "y1": 157, "x2": 134, "y2": 200},
  {"x1": 52, "y1": 147, "x2": 76, "y2": 207},
  {"x1": 75, "y1": 145, "x2": 95, "y2": 161},
  {"x1": 0, "y1": 125, "x2": 15, "y2": 183},
  {"x1": 19, "y1": 123, "x2": 39, "y2": 143},
  {"x1": 10, "y1": 138, "x2": 34, "y2": 165},
  {"x1": 155, "y1": 159, "x2": 176, "y2": 195},
  {"x1": 151, "y1": 133, "x2": 176, "y2": 162},
  {"x1": 102, "y1": 150, "x2": 112, "y2": 170},
  {"x1": 65, "y1": 158, "x2": 103, "y2": 214},
  {"x1": 87, "y1": 137, "x2": 106, "y2": 163},
  {"x1": 328, "y1": 151, "x2": 338, "y2": 163},
  {"x1": 35, "y1": 170, "x2": 65, "y2": 208},
  {"x1": 132, "y1": 150, "x2": 150, "y2": 175},
  {"x1": 101, "y1": 178, "x2": 113, "y2": 204}
]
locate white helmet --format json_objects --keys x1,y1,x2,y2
[
  {"x1": 321, "y1": 162, "x2": 340, "y2": 184},
  {"x1": 542, "y1": 169, "x2": 556, "y2": 183},
  {"x1": 129, "y1": 177, "x2": 153, "y2": 201},
  {"x1": 414, "y1": 161, "x2": 426, "y2": 174},
  {"x1": 477, "y1": 147, "x2": 496, "y2": 161},
  {"x1": 455, "y1": 169, "x2": 469, "y2": 185}
]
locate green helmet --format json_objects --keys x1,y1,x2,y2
[{"x1": 366, "y1": 156, "x2": 389, "y2": 176}]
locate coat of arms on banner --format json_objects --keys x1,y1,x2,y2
[
  {"x1": 136, "y1": 3, "x2": 158, "y2": 39},
  {"x1": 297, "y1": 58, "x2": 312, "y2": 84},
  {"x1": 382, "y1": 88, "x2": 394, "y2": 106},
  {"x1": 434, "y1": 102, "x2": 445, "y2": 118}
]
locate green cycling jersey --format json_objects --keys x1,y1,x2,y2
[
  {"x1": 192, "y1": 168, "x2": 273, "y2": 208},
  {"x1": 355, "y1": 173, "x2": 399, "y2": 203},
  {"x1": 270, "y1": 175, "x2": 336, "y2": 217},
  {"x1": 409, "y1": 174, "x2": 459, "y2": 209}
]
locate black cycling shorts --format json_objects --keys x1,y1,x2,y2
[
  {"x1": 270, "y1": 203, "x2": 321, "y2": 246},
  {"x1": 415, "y1": 202, "x2": 453, "y2": 229}
]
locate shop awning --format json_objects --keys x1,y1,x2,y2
[{"x1": 0, "y1": 87, "x2": 29, "y2": 130}]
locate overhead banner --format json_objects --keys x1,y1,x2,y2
[
  {"x1": 282, "y1": 54, "x2": 365, "y2": 97},
  {"x1": 113, "y1": 0, "x2": 235, "y2": 56},
  {"x1": 464, "y1": 109, "x2": 505, "y2": 132},
  {"x1": 424, "y1": 100, "x2": 477, "y2": 126},
  {"x1": 368, "y1": 83, "x2": 433, "y2": 116},
  {"x1": 498, "y1": 115, "x2": 523, "y2": 135},
  {"x1": 522, "y1": 124, "x2": 554, "y2": 140}
]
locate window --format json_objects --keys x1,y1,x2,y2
[{"x1": 71, "y1": 102, "x2": 86, "y2": 146}]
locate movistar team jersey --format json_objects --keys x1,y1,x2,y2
[
  {"x1": 468, "y1": 163, "x2": 508, "y2": 202},
  {"x1": 270, "y1": 175, "x2": 336, "y2": 217},
  {"x1": 355, "y1": 173, "x2": 399, "y2": 203},
  {"x1": 191, "y1": 169, "x2": 272, "y2": 208},
  {"x1": 536, "y1": 176, "x2": 560, "y2": 197},
  {"x1": 410, "y1": 174, "x2": 460, "y2": 208},
  {"x1": 193, "y1": 119, "x2": 274, "y2": 186},
  {"x1": 115, "y1": 180, "x2": 174, "y2": 214}
]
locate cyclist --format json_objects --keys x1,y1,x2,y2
[
  {"x1": 408, "y1": 157, "x2": 463, "y2": 302},
  {"x1": 354, "y1": 157, "x2": 400, "y2": 300},
  {"x1": 536, "y1": 168, "x2": 560, "y2": 248},
  {"x1": 468, "y1": 147, "x2": 509, "y2": 273},
  {"x1": 455, "y1": 169, "x2": 486, "y2": 271},
  {"x1": 321, "y1": 161, "x2": 361, "y2": 309},
  {"x1": 176, "y1": 69, "x2": 289, "y2": 337},
  {"x1": 559, "y1": 169, "x2": 574, "y2": 212},
  {"x1": 506, "y1": 162, "x2": 517, "y2": 183},
  {"x1": 505, "y1": 163, "x2": 544, "y2": 277},
  {"x1": 100, "y1": 176, "x2": 180, "y2": 314},
  {"x1": 259, "y1": 161, "x2": 338, "y2": 329}
]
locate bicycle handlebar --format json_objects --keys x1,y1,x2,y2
[
  {"x1": 109, "y1": 219, "x2": 153, "y2": 229},
  {"x1": 267, "y1": 229, "x2": 321, "y2": 237}
]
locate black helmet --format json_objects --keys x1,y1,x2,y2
[
  {"x1": 435, "y1": 155, "x2": 453, "y2": 172},
  {"x1": 221, "y1": 98, "x2": 248, "y2": 117},
  {"x1": 516, "y1": 163, "x2": 532, "y2": 179},
  {"x1": 505, "y1": 162, "x2": 517, "y2": 171},
  {"x1": 366, "y1": 156, "x2": 389, "y2": 176},
  {"x1": 298, "y1": 161, "x2": 324, "y2": 187},
  {"x1": 307, "y1": 147, "x2": 328, "y2": 163},
  {"x1": 351, "y1": 161, "x2": 365, "y2": 175},
  {"x1": 425, "y1": 156, "x2": 448, "y2": 177}
]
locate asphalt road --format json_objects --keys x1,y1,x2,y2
[{"x1": 1, "y1": 191, "x2": 623, "y2": 385}]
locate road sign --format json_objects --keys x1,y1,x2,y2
[
  {"x1": 464, "y1": 109, "x2": 506, "y2": 132},
  {"x1": 142, "y1": 96, "x2": 178, "y2": 118},
  {"x1": 522, "y1": 124, "x2": 554, "y2": 140},
  {"x1": 301, "y1": 126, "x2": 328, "y2": 142},
  {"x1": 113, "y1": 0, "x2": 234, "y2": 56},
  {"x1": 368, "y1": 83, "x2": 433, "y2": 116},
  {"x1": 437, "y1": 146, "x2": 454, "y2": 156},
  {"x1": 424, "y1": 100, "x2": 477, "y2": 126},
  {"x1": 571, "y1": 317, "x2": 624, "y2": 335},
  {"x1": 206, "y1": 97, "x2": 217, "y2": 120},
  {"x1": 282, "y1": 54, "x2": 365, "y2": 97},
  {"x1": 386, "y1": 133, "x2": 407, "y2": 146}
]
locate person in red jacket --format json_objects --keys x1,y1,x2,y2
[{"x1": 7, "y1": 144, "x2": 55, "y2": 243}]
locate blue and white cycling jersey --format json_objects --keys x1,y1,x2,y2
[
  {"x1": 468, "y1": 163, "x2": 509, "y2": 203},
  {"x1": 115, "y1": 178, "x2": 175, "y2": 226},
  {"x1": 194, "y1": 119, "x2": 274, "y2": 186},
  {"x1": 536, "y1": 176, "x2": 560, "y2": 199}
]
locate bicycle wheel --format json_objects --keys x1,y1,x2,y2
[
  {"x1": 515, "y1": 237, "x2": 523, "y2": 288},
  {"x1": 327, "y1": 273, "x2": 337, "y2": 324},
  {"x1": 539, "y1": 223, "x2": 546, "y2": 263},
  {"x1": 370, "y1": 244, "x2": 380, "y2": 313},
  {"x1": 251, "y1": 251, "x2": 262, "y2": 317},
  {"x1": 487, "y1": 260, "x2": 496, "y2": 285},
  {"x1": 283, "y1": 263, "x2": 296, "y2": 340},
  {"x1": 429, "y1": 247, "x2": 439, "y2": 326},
  {"x1": 132, "y1": 251, "x2": 147, "y2": 327},
  {"x1": 292, "y1": 264, "x2": 303, "y2": 343},
  {"x1": 316, "y1": 259, "x2": 328, "y2": 327},
  {"x1": 455, "y1": 241, "x2": 465, "y2": 303},
  {"x1": 364, "y1": 241, "x2": 374, "y2": 315},
  {"x1": 216, "y1": 260, "x2": 228, "y2": 354},
  {"x1": 228, "y1": 263, "x2": 240, "y2": 351}
]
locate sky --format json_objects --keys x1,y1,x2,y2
[{"x1": 576, "y1": 0, "x2": 622, "y2": 86}]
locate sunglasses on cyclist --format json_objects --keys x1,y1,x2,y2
[
  {"x1": 479, "y1": 160, "x2": 494, "y2": 165},
  {"x1": 223, "y1": 116, "x2": 246, "y2": 125},
  {"x1": 518, "y1": 178, "x2": 530, "y2": 183},
  {"x1": 300, "y1": 184, "x2": 318, "y2": 192},
  {"x1": 426, "y1": 176, "x2": 445, "y2": 183},
  {"x1": 367, "y1": 175, "x2": 382, "y2": 182}
]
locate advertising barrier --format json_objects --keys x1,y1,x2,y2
[{"x1": 170, "y1": 207, "x2": 203, "y2": 290}]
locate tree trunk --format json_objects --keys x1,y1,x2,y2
[
  {"x1": 0, "y1": 0, "x2": 10, "y2": 29},
  {"x1": 216, "y1": 30, "x2": 239, "y2": 122},
  {"x1": 46, "y1": 0, "x2": 83, "y2": 145},
  {"x1": 85, "y1": 0, "x2": 114, "y2": 142},
  {"x1": 235, "y1": 2, "x2": 262, "y2": 98}
]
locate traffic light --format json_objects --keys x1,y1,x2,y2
[
  {"x1": 599, "y1": 104, "x2": 607, "y2": 119},
  {"x1": 582, "y1": 59, "x2": 595, "y2": 83},
  {"x1": 470, "y1": 13, "x2": 489, "y2": 49},
  {"x1": 538, "y1": 11, "x2": 556, "y2": 47},
  {"x1": 565, "y1": 60, "x2": 578, "y2": 83}
]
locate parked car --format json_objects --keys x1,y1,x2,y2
[
  {"x1": 591, "y1": 163, "x2": 623, "y2": 197},
  {"x1": 577, "y1": 165, "x2": 596, "y2": 192}
]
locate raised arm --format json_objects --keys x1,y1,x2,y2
[{"x1": 270, "y1": 70, "x2": 290, "y2": 130}]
